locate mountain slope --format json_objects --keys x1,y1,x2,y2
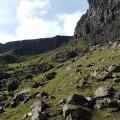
[
  {"x1": 0, "y1": 35, "x2": 71, "y2": 56},
  {"x1": 0, "y1": 38, "x2": 120, "y2": 120}
]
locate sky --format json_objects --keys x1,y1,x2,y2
[{"x1": 0, "y1": 0, "x2": 88, "y2": 43}]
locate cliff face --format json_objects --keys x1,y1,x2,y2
[{"x1": 74, "y1": 0, "x2": 120, "y2": 45}]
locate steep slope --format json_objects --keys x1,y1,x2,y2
[{"x1": 74, "y1": 0, "x2": 120, "y2": 45}]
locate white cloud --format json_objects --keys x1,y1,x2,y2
[
  {"x1": 15, "y1": 0, "x2": 84, "y2": 40},
  {"x1": 0, "y1": 0, "x2": 85, "y2": 43},
  {"x1": 16, "y1": 18, "x2": 62, "y2": 39},
  {"x1": 17, "y1": 0, "x2": 50, "y2": 22},
  {"x1": 0, "y1": 30, "x2": 17, "y2": 44},
  {"x1": 56, "y1": 12, "x2": 83, "y2": 35}
]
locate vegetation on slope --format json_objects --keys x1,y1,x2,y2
[{"x1": 0, "y1": 38, "x2": 120, "y2": 120}]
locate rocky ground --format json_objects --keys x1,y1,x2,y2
[{"x1": 0, "y1": 39, "x2": 120, "y2": 120}]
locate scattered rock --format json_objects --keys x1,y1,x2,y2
[
  {"x1": 10, "y1": 101, "x2": 18, "y2": 108},
  {"x1": 25, "y1": 74, "x2": 33, "y2": 79},
  {"x1": 42, "y1": 72, "x2": 57, "y2": 82},
  {"x1": 31, "y1": 101, "x2": 48, "y2": 120},
  {"x1": 76, "y1": 64, "x2": 82, "y2": 68},
  {"x1": 113, "y1": 78, "x2": 120, "y2": 83},
  {"x1": 112, "y1": 73, "x2": 120, "y2": 78},
  {"x1": 54, "y1": 49, "x2": 79, "y2": 62},
  {"x1": 36, "y1": 91, "x2": 50, "y2": 100},
  {"x1": 47, "y1": 108, "x2": 62, "y2": 118},
  {"x1": 32, "y1": 82, "x2": 43, "y2": 88},
  {"x1": 86, "y1": 63, "x2": 94, "y2": 67},
  {"x1": 59, "y1": 99, "x2": 66, "y2": 105},
  {"x1": 94, "y1": 87, "x2": 114, "y2": 99},
  {"x1": 0, "y1": 92, "x2": 7, "y2": 103},
  {"x1": 13, "y1": 89, "x2": 30, "y2": 102},
  {"x1": 31, "y1": 101, "x2": 48, "y2": 113},
  {"x1": 84, "y1": 56, "x2": 89, "y2": 59},
  {"x1": 63, "y1": 104, "x2": 81, "y2": 120},
  {"x1": 108, "y1": 64, "x2": 120, "y2": 72},
  {"x1": 11, "y1": 89, "x2": 31, "y2": 107},
  {"x1": 31, "y1": 109, "x2": 43, "y2": 120},
  {"x1": 67, "y1": 94, "x2": 88, "y2": 106},
  {"x1": 22, "y1": 114, "x2": 28, "y2": 120},
  {"x1": 7, "y1": 81, "x2": 19, "y2": 91},
  {"x1": 75, "y1": 69, "x2": 81, "y2": 73},
  {"x1": 76, "y1": 75, "x2": 91, "y2": 89},
  {"x1": 111, "y1": 42, "x2": 119, "y2": 49},
  {"x1": 94, "y1": 98, "x2": 119, "y2": 110},
  {"x1": 91, "y1": 68, "x2": 112, "y2": 81},
  {"x1": 28, "y1": 112, "x2": 32, "y2": 117},
  {"x1": 0, "y1": 107, "x2": 4, "y2": 114}
]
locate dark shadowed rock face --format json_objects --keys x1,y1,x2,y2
[{"x1": 74, "y1": 0, "x2": 120, "y2": 45}]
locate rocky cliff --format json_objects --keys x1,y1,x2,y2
[{"x1": 74, "y1": 0, "x2": 120, "y2": 45}]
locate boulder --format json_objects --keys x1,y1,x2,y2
[
  {"x1": 42, "y1": 72, "x2": 57, "y2": 82},
  {"x1": 67, "y1": 94, "x2": 88, "y2": 106},
  {"x1": 91, "y1": 69, "x2": 112, "y2": 81},
  {"x1": 32, "y1": 82, "x2": 42, "y2": 88},
  {"x1": 94, "y1": 98, "x2": 119, "y2": 110},
  {"x1": 31, "y1": 101, "x2": 48, "y2": 113},
  {"x1": 86, "y1": 63, "x2": 94, "y2": 67},
  {"x1": 31, "y1": 101, "x2": 48, "y2": 120},
  {"x1": 0, "y1": 107, "x2": 4, "y2": 114},
  {"x1": 13, "y1": 89, "x2": 30, "y2": 104},
  {"x1": 10, "y1": 101, "x2": 17, "y2": 108},
  {"x1": 13, "y1": 93, "x2": 25, "y2": 103},
  {"x1": 63, "y1": 104, "x2": 81, "y2": 120},
  {"x1": 108, "y1": 64, "x2": 120, "y2": 72},
  {"x1": 0, "y1": 101, "x2": 10, "y2": 107},
  {"x1": 113, "y1": 78, "x2": 120, "y2": 83},
  {"x1": 0, "y1": 92, "x2": 7, "y2": 102},
  {"x1": 25, "y1": 74, "x2": 33, "y2": 79},
  {"x1": 31, "y1": 109, "x2": 43, "y2": 120},
  {"x1": 36, "y1": 91, "x2": 49, "y2": 100},
  {"x1": 59, "y1": 99, "x2": 66, "y2": 105},
  {"x1": 54, "y1": 49, "x2": 79, "y2": 62},
  {"x1": 77, "y1": 64, "x2": 82, "y2": 68},
  {"x1": 112, "y1": 73, "x2": 120, "y2": 78},
  {"x1": 94, "y1": 87, "x2": 114, "y2": 99},
  {"x1": 111, "y1": 42, "x2": 119, "y2": 49},
  {"x1": 7, "y1": 81, "x2": 19, "y2": 91}
]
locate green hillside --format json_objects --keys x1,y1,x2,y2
[{"x1": 0, "y1": 38, "x2": 120, "y2": 120}]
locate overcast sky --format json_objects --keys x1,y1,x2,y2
[{"x1": 0, "y1": 0, "x2": 88, "y2": 43}]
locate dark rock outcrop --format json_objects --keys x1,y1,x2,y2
[
  {"x1": 7, "y1": 81, "x2": 19, "y2": 91},
  {"x1": 66, "y1": 94, "x2": 88, "y2": 105},
  {"x1": 63, "y1": 104, "x2": 82, "y2": 120},
  {"x1": 74, "y1": 0, "x2": 120, "y2": 45},
  {"x1": 42, "y1": 72, "x2": 57, "y2": 82},
  {"x1": 0, "y1": 107, "x2": 4, "y2": 114}
]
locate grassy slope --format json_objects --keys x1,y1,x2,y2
[{"x1": 0, "y1": 39, "x2": 120, "y2": 120}]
